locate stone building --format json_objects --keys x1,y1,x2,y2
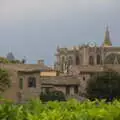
[
  {"x1": 0, "y1": 63, "x2": 51, "y2": 103},
  {"x1": 52, "y1": 26, "x2": 120, "y2": 98},
  {"x1": 41, "y1": 65, "x2": 114, "y2": 99},
  {"x1": 41, "y1": 76, "x2": 80, "y2": 97},
  {"x1": 54, "y1": 26, "x2": 120, "y2": 73}
]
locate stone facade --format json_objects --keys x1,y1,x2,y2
[
  {"x1": 0, "y1": 63, "x2": 50, "y2": 103},
  {"x1": 52, "y1": 27, "x2": 120, "y2": 99},
  {"x1": 41, "y1": 76, "x2": 80, "y2": 99},
  {"x1": 54, "y1": 27, "x2": 120, "y2": 73},
  {"x1": 41, "y1": 65, "x2": 114, "y2": 99},
  {"x1": 2, "y1": 26, "x2": 120, "y2": 102}
]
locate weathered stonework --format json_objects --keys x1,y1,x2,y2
[
  {"x1": 0, "y1": 63, "x2": 50, "y2": 103},
  {"x1": 54, "y1": 27, "x2": 120, "y2": 73},
  {"x1": 52, "y1": 27, "x2": 120, "y2": 100}
]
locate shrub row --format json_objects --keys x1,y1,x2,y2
[{"x1": 0, "y1": 98, "x2": 120, "y2": 120}]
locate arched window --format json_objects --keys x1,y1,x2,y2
[
  {"x1": 61, "y1": 56, "x2": 65, "y2": 72},
  {"x1": 74, "y1": 86, "x2": 78, "y2": 94},
  {"x1": 68, "y1": 56, "x2": 73, "y2": 65},
  {"x1": 62, "y1": 56, "x2": 65, "y2": 63},
  {"x1": 89, "y1": 56, "x2": 94, "y2": 65},
  {"x1": 28, "y1": 77, "x2": 36, "y2": 88},
  {"x1": 66, "y1": 86, "x2": 70, "y2": 95},
  {"x1": 97, "y1": 54, "x2": 101, "y2": 64},
  {"x1": 76, "y1": 56, "x2": 80, "y2": 65}
]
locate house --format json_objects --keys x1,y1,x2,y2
[
  {"x1": 41, "y1": 76, "x2": 80, "y2": 99},
  {"x1": 41, "y1": 65, "x2": 120, "y2": 100},
  {"x1": 0, "y1": 63, "x2": 50, "y2": 103}
]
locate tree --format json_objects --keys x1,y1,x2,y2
[
  {"x1": 40, "y1": 90, "x2": 66, "y2": 102},
  {"x1": 86, "y1": 71, "x2": 120, "y2": 101},
  {"x1": 0, "y1": 57, "x2": 22, "y2": 64},
  {"x1": 0, "y1": 69, "x2": 10, "y2": 93}
]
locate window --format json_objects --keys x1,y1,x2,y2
[
  {"x1": 62, "y1": 56, "x2": 65, "y2": 63},
  {"x1": 68, "y1": 56, "x2": 73, "y2": 65},
  {"x1": 66, "y1": 86, "x2": 70, "y2": 95},
  {"x1": 28, "y1": 77, "x2": 36, "y2": 88},
  {"x1": 19, "y1": 78, "x2": 23, "y2": 89},
  {"x1": 97, "y1": 54, "x2": 101, "y2": 64},
  {"x1": 76, "y1": 56, "x2": 80, "y2": 65},
  {"x1": 74, "y1": 86, "x2": 78, "y2": 94},
  {"x1": 61, "y1": 56, "x2": 65, "y2": 72},
  {"x1": 89, "y1": 56, "x2": 94, "y2": 65},
  {"x1": 83, "y1": 76, "x2": 85, "y2": 81}
]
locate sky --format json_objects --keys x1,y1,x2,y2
[{"x1": 0, "y1": 0, "x2": 120, "y2": 66}]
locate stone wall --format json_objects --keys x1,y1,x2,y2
[{"x1": 17, "y1": 71, "x2": 41, "y2": 103}]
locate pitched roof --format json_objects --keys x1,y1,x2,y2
[
  {"x1": 69, "y1": 65, "x2": 105, "y2": 74},
  {"x1": 41, "y1": 76, "x2": 80, "y2": 85},
  {"x1": 0, "y1": 63, "x2": 51, "y2": 72}
]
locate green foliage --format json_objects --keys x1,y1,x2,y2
[
  {"x1": 104, "y1": 39, "x2": 112, "y2": 45},
  {"x1": 0, "y1": 69, "x2": 11, "y2": 93},
  {"x1": 10, "y1": 60, "x2": 21, "y2": 64},
  {"x1": 40, "y1": 91, "x2": 66, "y2": 102},
  {"x1": 87, "y1": 71, "x2": 120, "y2": 101},
  {"x1": 1, "y1": 98, "x2": 120, "y2": 119},
  {"x1": 0, "y1": 57, "x2": 21, "y2": 64},
  {"x1": 0, "y1": 57, "x2": 10, "y2": 64}
]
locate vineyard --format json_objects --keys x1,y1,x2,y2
[{"x1": 0, "y1": 98, "x2": 120, "y2": 120}]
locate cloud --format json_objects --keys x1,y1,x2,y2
[{"x1": 0, "y1": 0, "x2": 116, "y2": 23}]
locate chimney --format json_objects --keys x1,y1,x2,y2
[{"x1": 37, "y1": 60, "x2": 44, "y2": 65}]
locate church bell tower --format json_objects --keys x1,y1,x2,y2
[{"x1": 102, "y1": 26, "x2": 112, "y2": 47}]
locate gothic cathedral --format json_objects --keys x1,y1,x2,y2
[{"x1": 54, "y1": 26, "x2": 120, "y2": 73}]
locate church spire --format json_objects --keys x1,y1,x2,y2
[{"x1": 103, "y1": 26, "x2": 112, "y2": 47}]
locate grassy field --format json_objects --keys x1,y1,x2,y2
[{"x1": 0, "y1": 98, "x2": 120, "y2": 120}]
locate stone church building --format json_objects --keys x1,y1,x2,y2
[
  {"x1": 49, "y1": 26, "x2": 120, "y2": 99},
  {"x1": 1, "y1": 27, "x2": 120, "y2": 102},
  {"x1": 54, "y1": 26, "x2": 120, "y2": 73}
]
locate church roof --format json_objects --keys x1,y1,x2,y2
[{"x1": 41, "y1": 76, "x2": 80, "y2": 85}]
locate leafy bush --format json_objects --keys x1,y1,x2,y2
[
  {"x1": 0, "y1": 57, "x2": 22, "y2": 64},
  {"x1": 1, "y1": 98, "x2": 120, "y2": 120},
  {"x1": 87, "y1": 71, "x2": 120, "y2": 101},
  {"x1": 40, "y1": 90, "x2": 66, "y2": 102}
]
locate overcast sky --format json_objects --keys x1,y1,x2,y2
[{"x1": 0, "y1": 0, "x2": 120, "y2": 65}]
